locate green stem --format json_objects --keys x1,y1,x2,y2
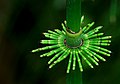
[
  {"x1": 66, "y1": 0, "x2": 81, "y2": 33},
  {"x1": 66, "y1": 0, "x2": 82, "y2": 84},
  {"x1": 66, "y1": 66, "x2": 82, "y2": 84},
  {"x1": 66, "y1": 0, "x2": 82, "y2": 47}
]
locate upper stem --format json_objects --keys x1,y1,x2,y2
[{"x1": 66, "y1": 0, "x2": 81, "y2": 33}]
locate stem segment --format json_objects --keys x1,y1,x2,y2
[
  {"x1": 66, "y1": 0, "x2": 81, "y2": 33},
  {"x1": 66, "y1": 0, "x2": 82, "y2": 84}
]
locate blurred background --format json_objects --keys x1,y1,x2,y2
[{"x1": 0, "y1": 0, "x2": 120, "y2": 84}]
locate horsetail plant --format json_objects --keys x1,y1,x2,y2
[
  {"x1": 32, "y1": 17, "x2": 112, "y2": 73},
  {"x1": 32, "y1": 0, "x2": 111, "y2": 84}
]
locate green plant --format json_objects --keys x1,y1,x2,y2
[
  {"x1": 32, "y1": 0, "x2": 111, "y2": 84},
  {"x1": 32, "y1": 16, "x2": 111, "y2": 73}
]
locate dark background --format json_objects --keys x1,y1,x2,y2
[{"x1": 0, "y1": 0, "x2": 120, "y2": 84}]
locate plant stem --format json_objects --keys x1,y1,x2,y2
[
  {"x1": 66, "y1": 0, "x2": 82, "y2": 47},
  {"x1": 66, "y1": 0, "x2": 81, "y2": 33},
  {"x1": 66, "y1": 0, "x2": 82, "y2": 84},
  {"x1": 66, "y1": 65, "x2": 82, "y2": 84}
]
